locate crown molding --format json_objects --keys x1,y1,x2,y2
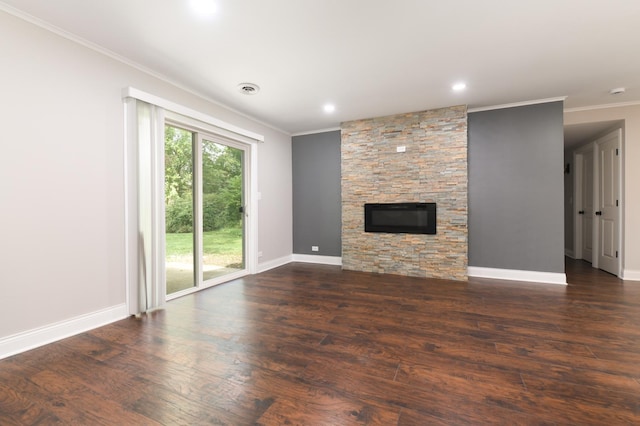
[
  {"x1": 291, "y1": 127, "x2": 341, "y2": 137},
  {"x1": 468, "y1": 97, "x2": 567, "y2": 113},
  {"x1": 564, "y1": 100, "x2": 640, "y2": 113}
]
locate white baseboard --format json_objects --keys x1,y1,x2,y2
[
  {"x1": 0, "y1": 303, "x2": 129, "y2": 360},
  {"x1": 256, "y1": 254, "x2": 342, "y2": 273},
  {"x1": 257, "y1": 255, "x2": 293, "y2": 273},
  {"x1": 622, "y1": 269, "x2": 640, "y2": 281},
  {"x1": 564, "y1": 249, "x2": 575, "y2": 259},
  {"x1": 468, "y1": 266, "x2": 567, "y2": 285},
  {"x1": 292, "y1": 254, "x2": 342, "y2": 266}
]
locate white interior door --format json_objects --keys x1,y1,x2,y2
[
  {"x1": 597, "y1": 130, "x2": 621, "y2": 275},
  {"x1": 580, "y1": 149, "x2": 594, "y2": 263}
]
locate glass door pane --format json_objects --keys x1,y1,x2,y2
[
  {"x1": 164, "y1": 125, "x2": 196, "y2": 294},
  {"x1": 201, "y1": 139, "x2": 245, "y2": 281}
]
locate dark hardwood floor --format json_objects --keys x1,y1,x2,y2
[{"x1": 2, "y1": 258, "x2": 640, "y2": 425}]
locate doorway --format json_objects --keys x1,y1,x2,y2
[
  {"x1": 573, "y1": 129, "x2": 622, "y2": 276},
  {"x1": 164, "y1": 123, "x2": 248, "y2": 296}
]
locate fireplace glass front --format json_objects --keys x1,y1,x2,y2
[{"x1": 364, "y1": 203, "x2": 436, "y2": 234}]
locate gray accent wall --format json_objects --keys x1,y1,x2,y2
[
  {"x1": 292, "y1": 131, "x2": 342, "y2": 256},
  {"x1": 468, "y1": 101, "x2": 565, "y2": 273}
]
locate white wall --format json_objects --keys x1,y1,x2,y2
[
  {"x1": 565, "y1": 104, "x2": 640, "y2": 280},
  {"x1": 0, "y1": 10, "x2": 292, "y2": 340}
]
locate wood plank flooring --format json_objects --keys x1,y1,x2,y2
[{"x1": 2, "y1": 258, "x2": 640, "y2": 425}]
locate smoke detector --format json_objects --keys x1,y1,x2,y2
[
  {"x1": 609, "y1": 87, "x2": 626, "y2": 95},
  {"x1": 237, "y1": 83, "x2": 260, "y2": 95}
]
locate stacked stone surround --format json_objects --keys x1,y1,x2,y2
[{"x1": 341, "y1": 105, "x2": 468, "y2": 281}]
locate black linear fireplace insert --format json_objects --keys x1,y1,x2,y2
[{"x1": 364, "y1": 202, "x2": 436, "y2": 234}]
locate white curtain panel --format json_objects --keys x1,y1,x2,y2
[{"x1": 125, "y1": 98, "x2": 166, "y2": 315}]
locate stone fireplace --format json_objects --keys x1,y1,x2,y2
[{"x1": 341, "y1": 105, "x2": 468, "y2": 280}]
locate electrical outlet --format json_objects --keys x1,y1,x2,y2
[{"x1": 311, "y1": 246, "x2": 319, "y2": 252}]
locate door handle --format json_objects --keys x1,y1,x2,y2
[
  {"x1": 578, "y1": 210, "x2": 585, "y2": 215},
  {"x1": 595, "y1": 211, "x2": 602, "y2": 216}
]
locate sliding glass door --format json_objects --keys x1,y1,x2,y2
[
  {"x1": 164, "y1": 125, "x2": 246, "y2": 296},
  {"x1": 201, "y1": 138, "x2": 245, "y2": 281},
  {"x1": 164, "y1": 126, "x2": 195, "y2": 294}
]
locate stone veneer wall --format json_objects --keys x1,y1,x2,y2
[{"x1": 341, "y1": 105, "x2": 468, "y2": 280}]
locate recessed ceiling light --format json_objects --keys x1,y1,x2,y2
[
  {"x1": 609, "y1": 87, "x2": 626, "y2": 95},
  {"x1": 237, "y1": 82, "x2": 260, "y2": 95},
  {"x1": 452, "y1": 82, "x2": 467, "y2": 92},
  {"x1": 189, "y1": 0, "x2": 217, "y2": 18},
  {"x1": 324, "y1": 104, "x2": 336, "y2": 113}
]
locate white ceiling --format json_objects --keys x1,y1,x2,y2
[{"x1": 2, "y1": 0, "x2": 640, "y2": 137}]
